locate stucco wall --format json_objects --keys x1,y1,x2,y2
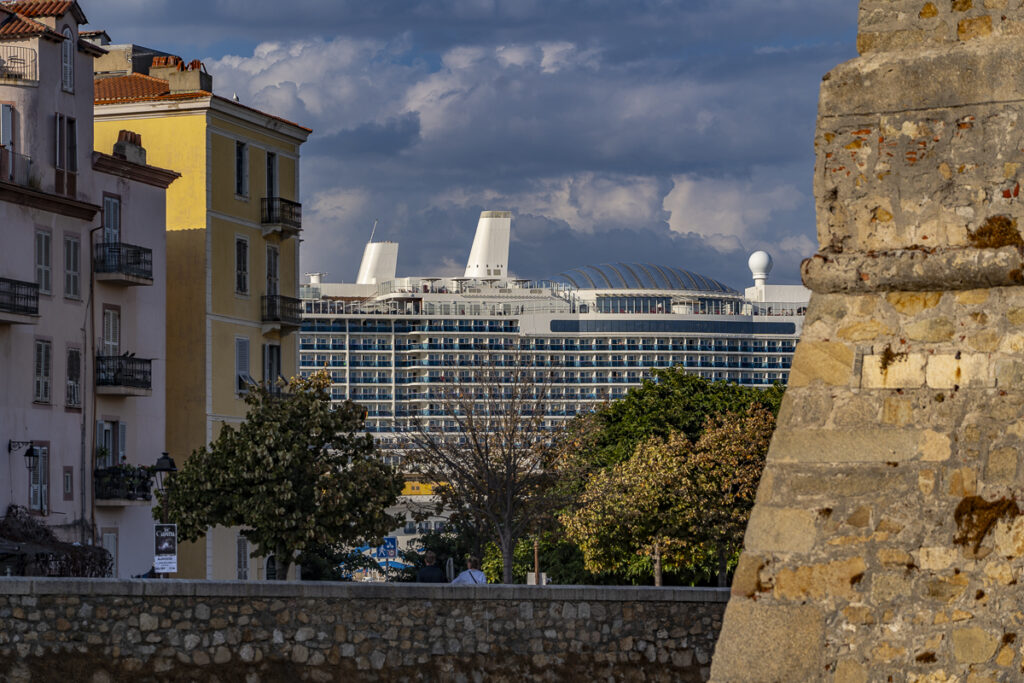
[{"x1": 0, "y1": 579, "x2": 726, "y2": 682}]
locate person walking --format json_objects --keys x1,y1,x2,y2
[
  {"x1": 451, "y1": 556, "x2": 487, "y2": 585},
  {"x1": 416, "y1": 550, "x2": 447, "y2": 583}
]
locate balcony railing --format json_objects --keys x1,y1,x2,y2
[
  {"x1": 0, "y1": 45, "x2": 38, "y2": 82},
  {"x1": 96, "y1": 355, "x2": 152, "y2": 393},
  {"x1": 0, "y1": 148, "x2": 31, "y2": 186},
  {"x1": 93, "y1": 242, "x2": 153, "y2": 283},
  {"x1": 0, "y1": 277, "x2": 39, "y2": 316},
  {"x1": 261, "y1": 197, "x2": 302, "y2": 233},
  {"x1": 262, "y1": 294, "x2": 302, "y2": 327},
  {"x1": 94, "y1": 465, "x2": 152, "y2": 502}
]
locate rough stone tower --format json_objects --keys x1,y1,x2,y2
[{"x1": 711, "y1": 2, "x2": 1024, "y2": 680}]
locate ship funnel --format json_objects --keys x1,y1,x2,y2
[
  {"x1": 356, "y1": 241, "x2": 399, "y2": 285},
  {"x1": 464, "y1": 211, "x2": 511, "y2": 279}
]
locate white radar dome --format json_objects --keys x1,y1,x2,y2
[{"x1": 748, "y1": 251, "x2": 773, "y2": 284}]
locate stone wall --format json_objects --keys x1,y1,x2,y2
[
  {"x1": 0, "y1": 578, "x2": 727, "y2": 682},
  {"x1": 712, "y1": 1, "x2": 1024, "y2": 681}
]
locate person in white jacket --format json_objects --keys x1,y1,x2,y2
[{"x1": 451, "y1": 556, "x2": 487, "y2": 585}]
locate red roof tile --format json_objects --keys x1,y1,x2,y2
[
  {"x1": 0, "y1": 8, "x2": 62, "y2": 40},
  {"x1": 94, "y1": 73, "x2": 172, "y2": 102},
  {"x1": 0, "y1": 0, "x2": 86, "y2": 23}
]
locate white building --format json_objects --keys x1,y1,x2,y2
[{"x1": 0, "y1": 0, "x2": 177, "y2": 577}]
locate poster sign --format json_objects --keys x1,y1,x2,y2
[{"x1": 154, "y1": 524, "x2": 177, "y2": 573}]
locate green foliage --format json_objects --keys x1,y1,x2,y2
[
  {"x1": 577, "y1": 368, "x2": 783, "y2": 467},
  {"x1": 561, "y1": 406, "x2": 776, "y2": 585},
  {"x1": 480, "y1": 534, "x2": 623, "y2": 585},
  {"x1": 155, "y1": 373, "x2": 403, "y2": 577}
]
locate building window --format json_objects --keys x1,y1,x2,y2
[
  {"x1": 35, "y1": 230, "x2": 51, "y2": 294},
  {"x1": 103, "y1": 196, "x2": 121, "y2": 243},
  {"x1": 263, "y1": 343, "x2": 281, "y2": 387},
  {"x1": 63, "y1": 466, "x2": 73, "y2": 502},
  {"x1": 266, "y1": 244, "x2": 279, "y2": 296},
  {"x1": 33, "y1": 340, "x2": 51, "y2": 403},
  {"x1": 235, "y1": 237, "x2": 249, "y2": 294},
  {"x1": 65, "y1": 347, "x2": 81, "y2": 407},
  {"x1": 61, "y1": 27, "x2": 73, "y2": 91},
  {"x1": 266, "y1": 151, "x2": 277, "y2": 197},
  {"x1": 101, "y1": 306, "x2": 120, "y2": 356},
  {"x1": 236, "y1": 535, "x2": 249, "y2": 580},
  {"x1": 235, "y1": 141, "x2": 248, "y2": 196},
  {"x1": 63, "y1": 234, "x2": 80, "y2": 298},
  {"x1": 29, "y1": 444, "x2": 49, "y2": 513},
  {"x1": 54, "y1": 114, "x2": 77, "y2": 196},
  {"x1": 236, "y1": 337, "x2": 253, "y2": 393},
  {"x1": 95, "y1": 420, "x2": 126, "y2": 468},
  {"x1": 101, "y1": 529, "x2": 118, "y2": 577}
]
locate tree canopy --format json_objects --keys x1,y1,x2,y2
[
  {"x1": 561, "y1": 405, "x2": 776, "y2": 585},
  {"x1": 154, "y1": 372, "x2": 403, "y2": 578},
  {"x1": 574, "y1": 367, "x2": 784, "y2": 467}
]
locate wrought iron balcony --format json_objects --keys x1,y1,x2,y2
[
  {"x1": 262, "y1": 294, "x2": 302, "y2": 328},
  {"x1": 94, "y1": 465, "x2": 153, "y2": 505},
  {"x1": 0, "y1": 46, "x2": 38, "y2": 82},
  {"x1": 96, "y1": 355, "x2": 152, "y2": 396},
  {"x1": 93, "y1": 242, "x2": 153, "y2": 285},
  {"x1": 260, "y1": 197, "x2": 302, "y2": 236},
  {"x1": 0, "y1": 277, "x2": 39, "y2": 324}
]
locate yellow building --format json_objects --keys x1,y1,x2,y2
[{"x1": 91, "y1": 47, "x2": 311, "y2": 579}]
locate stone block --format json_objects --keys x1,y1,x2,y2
[
  {"x1": 708, "y1": 602, "x2": 824, "y2": 682},
  {"x1": 905, "y1": 317, "x2": 955, "y2": 342},
  {"x1": 918, "y1": 547, "x2": 957, "y2": 571},
  {"x1": 770, "y1": 428, "x2": 929, "y2": 464},
  {"x1": 730, "y1": 554, "x2": 764, "y2": 598},
  {"x1": 886, "y1": 291, "x2": 942, "y2": 314},
  {"x1": 833, "y1": 658, "x2": 868, "y2": 683},
  {"x1": 788, "y1": 342, "x2": 855, "y2": 387},
  {"x1": 952, "y1": 627, "x2": 998, "y2": 664},
  {"x1": 926, "y1": 354, "x2": 991, "y2": 389},
  {"x1": 986, "y1": 447, "x2": 1017, "y2": 482},
  {"x1": 773, "y1": 557, "x2": 867, "y2": 602},
  {"x1": 837, "y1": 321, "x2": 894, "y2": 342},
  {"x1": 862, "y1": 353, "x2": 926, "y2": 388},
  {"x1": 744, "y1": 507, "x2": 817, "y2": 554}
]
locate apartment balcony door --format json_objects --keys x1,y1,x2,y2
[
  {"x1": 102, "y1": 307, "x2": 120, "y2": 356},
  {"x1": 266, "y1": 245, "x2": 279, "y2": 296}
]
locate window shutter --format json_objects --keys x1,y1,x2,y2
[
  {"x1": 236, "y1": 338, "x2": 250, "y2": 391},
  {"x1": 236, "y1": 536, "x2": 249, "y2": 580},
  {"x1": 66, "y1": 119, "x2": 77, "y2": 173},
  {"x1": 0, "y1": 103, "x2": 11, "y2": 149},
  {"x1": 61, "y1": 28, "x2": 73, "y2": 91},
  {"x1": 118, "y1": 423, "x2": 127, "y2": 464},
  {"x1": 29, "y1": 449, "x2": 40, "y2": 509},
  {"x1": 54, "y1": 114, "x2": 63, "y2": 168},
  {"x1": 262, "y1": 344, "x2": 270, "y2": 384},
  {"x1": 39, "y1": 447, "x2": 48, "y2": 513}
]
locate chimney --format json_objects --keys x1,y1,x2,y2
[
  {"x1": 356, "y1": 242, "x2": 399, "y2": 285},
  {"x1": 167, "y1": 59, "x2": 213, "y2": 94},
  {"x1": 148, "y1": 55, "x2": 183, "y2": 81},
  {"x1": 112, "y1": 130, "x2": 146, "y2": 165}
]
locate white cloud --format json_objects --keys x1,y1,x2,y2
[{"x1": 662, "y1": 174, "x2": 803, "y2": 251}]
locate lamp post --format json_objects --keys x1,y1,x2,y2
[{"x1": 151, "y1": 452, "x2": 177, "y2": 579}]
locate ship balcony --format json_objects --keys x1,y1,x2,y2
[
  {"x1": 93, "y1": 242, "x2": 153, "y2": 286},
  {"x1": 96, "y1": 355, "x2": 152, "y2": 396},
  {"x1": 262, "y1": 294, "x2": 303, "y2": 331},
  {"x1": 260, "y1": 197, "x2": 302, "y2": 237},
  {"x1": 0, "y1": 277, "x2": 39, "y2": 325}
]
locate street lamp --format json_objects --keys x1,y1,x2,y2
[
  {"x1": 152, "y1": 451, "x2": 177, "y2": 493},
  {"x1": 8, "y1": 440, "x2": 37, "y2": 470}
]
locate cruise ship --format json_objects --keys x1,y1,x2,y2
[{"x1": 299, "y1": 211, "x2": 809, "y2": 450}]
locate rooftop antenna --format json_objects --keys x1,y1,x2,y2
[{"x1": 368, "y1": 219, "x2": 378, "y2": 243}]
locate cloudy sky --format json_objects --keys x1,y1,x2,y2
[{"x1": 87, "y1": 0, "x2": 858, "y2": 289}]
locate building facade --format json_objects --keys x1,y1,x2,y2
[
  {"x1": 90, "y1": 42, "x2": 311, "y2": 580},
  {"x1": 300, "y1": 211, "x2": 809, "y2": 549},
  {"x1": 0, "y1": 0, "x2": 177, "y2": 577}
]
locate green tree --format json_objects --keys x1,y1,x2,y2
[
  {"x1": 575, "y1": 368, "x2": 783, "y2": 468},
  {"x1": 561, "y1": 406, "x2": 775, "y2": 586},
  {"x1": 154, "y1": 373, "x2": 403, "y2": 578}
]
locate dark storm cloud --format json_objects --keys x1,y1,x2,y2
[{"x1": 91, "y1": 0, "x2": 859, "y2": 286}]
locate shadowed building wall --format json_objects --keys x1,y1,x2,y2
[{"x1": 712, "y1": 2, "x2": 1024, "y2": 680}]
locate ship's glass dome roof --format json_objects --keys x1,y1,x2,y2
[{"x1": 553, "y1": 263, "x2": 736, "y2": 293}]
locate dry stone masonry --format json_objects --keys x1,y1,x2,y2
[
  {"x1": 0, "y1": 578, "x2": 726, "y2": 682},
  {"x1": 712, "y1": 1, "x2": 1024, "y2": 681}
]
